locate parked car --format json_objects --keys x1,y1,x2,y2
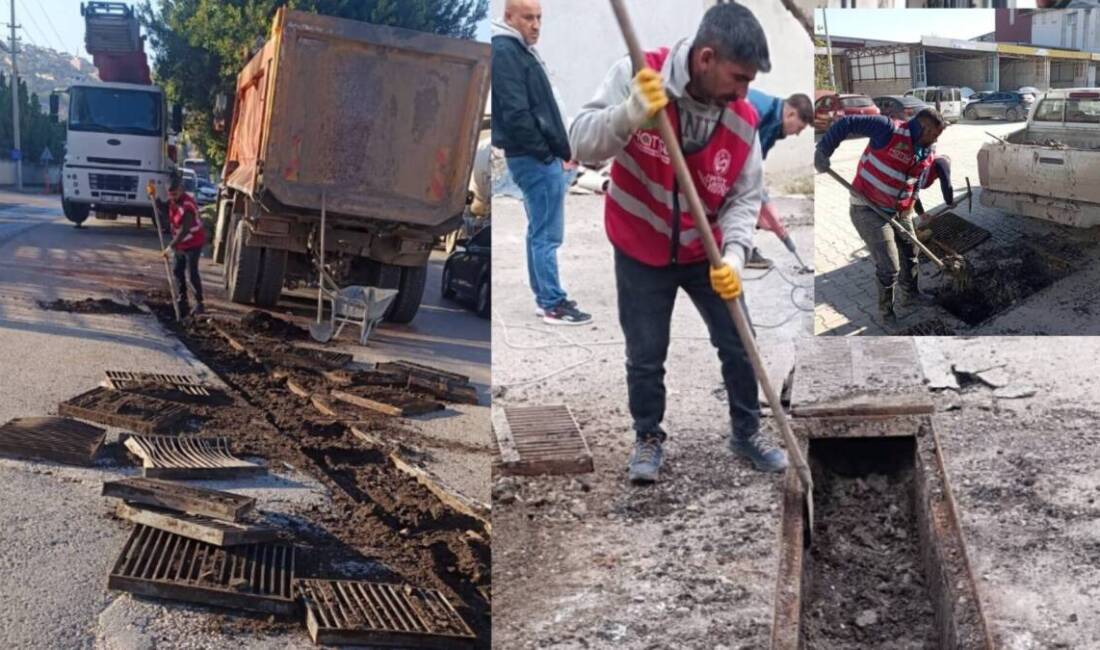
[
  {"x1": 196, "y1": 179, "x2": 218, "y2": 206},
  {"x1": 814, "y1": 91, "x2": 880, "y2": 132},
  {"x1": 872, "y1": 95, "x2": 931, "y2": 120},
  {"x1": 442, "y1": 224, "x2": 490, "y2": 319},
  {"x1": 905, "y1": 86, "x2": 963, "y2": 122},
  {"x1": 963, "y1": 91, "x2": 1035, "y2": 121},
  {"x1": 966, "y1": 90, "x2": 994, "y2": 108}
]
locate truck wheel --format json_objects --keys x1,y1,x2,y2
[
  {"x1": 254, "y1": 247, "x2": 287, "y2": 308},
  {"x1": 964, "y1": 106, "x2": 977, "y2": 121},
  {"x1": 385, "y1": 265, "x2": 427, "y2": 324},
  {"x1": 63, "y1": 200, "x2": 89, "y2": 226},
  {"x1": 476, "y1": 275, "x2": 490, "y2": 319},
  {"x1": 226, "y1": 218, "x2": 261, "y2": 304}
]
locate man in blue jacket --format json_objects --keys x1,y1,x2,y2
[
  {"x1": 815, "y1": 109, "x2": 954, "y2": 326},
  {"x1": 492, "y1": 0, "x2": 591, "y2": 326},
  {"x1": 745, "y1": 90, "x2": 812, "y2": 268}
]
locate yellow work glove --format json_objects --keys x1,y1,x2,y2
[
  {"x1": 625, "y1": 67, "x2": 670, "y2": 129},
  {"x1": 145, "y1": 179, "x2": 157, "y2": 199},
  {"x1": 709, "y1": 262, "x2": 743, "y2": 301}
]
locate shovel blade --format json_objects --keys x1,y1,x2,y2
[{"x1": 309, "y1": 322, "x2": 334, "y2": 343}]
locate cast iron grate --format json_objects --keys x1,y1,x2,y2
[
  {"x1": 124, "y1": 435, "x2": 266, "y2": 479},
  {"x1": 494, "y1": 405, "x2": 593, "y2": 476},
  {"x1": 0, "y1": 416, "x2": 106, "y2": 466},
  {"x1": 58, "y1": 386, "x2": 188, "y2": 434},
  {"x1": 104, "y1": 370, "x2": 211, "y2": 396},
  {"x1": 923, "y1": 211, "x2": 990, "y2": 259},
  {"x1": 297, "y1": 578, "x2": 475, "y2": 648},
  {"x1": 108, "y1": 524, "x2": 297, "y2": 615}
]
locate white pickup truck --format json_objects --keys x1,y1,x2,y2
[{"x1": 977, "y1": 88, "x2": 1100, "y2": 228}]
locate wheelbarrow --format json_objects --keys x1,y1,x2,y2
[{"x1": 311, "y1": 273, "x2": 398, "y2": 345}]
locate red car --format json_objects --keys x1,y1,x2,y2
[{"x1": 814, "y1": 91, "x2": 880, "y2": 132}]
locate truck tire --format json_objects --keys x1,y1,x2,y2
[
  {"x1": 254, "y1": 247, "x2": 288, "y2": 308},
  {"x1": 226, "y1": 218, "x2": 261, "y2": 304},
  {"x1": 385, "y1": 264, "x2": 427, "y2": 324},
  {"x1": 63, "y1": 200, "x2": 89, "y2": 226}
]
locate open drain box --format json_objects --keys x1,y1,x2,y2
[
  {"x1": 296, "y1": 578, "x2": 475, "y2": 648},
  {"x1": 124, "y1": 435, "x2": 266, "y2": 480},
  {"x1": 108, "y1": 525, "x2": 297, "y2": 615},
  {"x1": 59, "y1": 387, "x2": 188, "y2": 434},
  {"x1": 0, "y1": 416, "x2": 106, "y2": 466},
  {"x1": 772, "y1": 416, "x2": 993, "y2": 649},
  {"x1": 492, "y1": 405, "x2": 593, "y2": 476}
]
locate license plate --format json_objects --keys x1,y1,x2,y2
[{"x1": 98, "y1": 195, "x2": 125, "y2": 203}]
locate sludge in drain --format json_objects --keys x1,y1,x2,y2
[
  {"x1": 801, "y1": 436, "x2": 937, "y2": 649},
  {"x1": 936, "y1": 247, "x2": 1074, "y2": 326}
]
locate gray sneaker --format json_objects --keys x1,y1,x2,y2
[
  {"x1": 543, "y1": 300, "x2": 592, "y2": 326},
  {"x1": 730, "y1": 432, "x2": 788, "y2": 473},
  {"x1": 628, "y1": 435, "x2": 664, "y2": 484}
]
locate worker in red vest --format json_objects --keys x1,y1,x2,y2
[
  {"x1": 161, "y1": 171, "x2": 206, "y2": 316},
  {"x1": 570, "y1": 3, "x2": 786, "y2": 484},
  {"x1": 815, "y1": 107, "x2": 954, "y2": 326}
]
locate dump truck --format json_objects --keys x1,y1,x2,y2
[
  {"x1": 977, "y1": 88, "x2": 1100, "y2": 228},
  {"x1": 51, "y1": 2, "x2": 180, "y2": 226},
  {"x1": 211, "y1": 9, "x2": 491, "y2": 323}
]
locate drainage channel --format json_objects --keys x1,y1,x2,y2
[{"x1": 772, "y1": 416, "x2": 993, "y2": 650}]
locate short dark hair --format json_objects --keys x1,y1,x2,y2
[
  {"x1": 786, "y1": 93, "x2": 813, "y2": 124},
  {"x1": 916, "y1": 107, "x2": 945, "y2": 129},
  {"x1": 168, "y1": 170, "x2": 183, "y2": 192},
  {"x1": 693, "y1": 3, "x2": 771, "y2": 73}
]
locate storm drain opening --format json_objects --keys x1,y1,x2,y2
[
  {"x1": 772, "y1": 416, "x2": 993, "y2": 650},
  {"x1": 936, "y1": 245, "x2": 1074, "y2": 326}
]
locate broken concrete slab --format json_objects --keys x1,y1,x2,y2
[
  {"x1": 101, "y1": 478, "x2": 255, "y2": 521},
  {"x1": 994, "y1": 385, "x2": 1039, "y2": 400},
  {"x1": 792, "y1": 338, "x2": 933, "y2": 417},
  {"x1": 976, "y1": 367, "x2": 1011, "y2": 388},
  {"x1": 0, "y1": 416, "x2": 105, "y2": 466}
]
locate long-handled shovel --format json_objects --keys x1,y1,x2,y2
[
  {"x1": 608, "y1": 0, "x2": 814, "y2": 544},
  {"x1": 146, "y1": 180, "x2": 182, "y2": 321},
  {"x1": 309, "y1": 191, "x2": 335, "y2": 343}
]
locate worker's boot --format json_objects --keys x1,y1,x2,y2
[
  {"x1": 897, "y1": 284, "x2": 937, "y2": 309},
  {"x1": 627, "y1": 433, "x2": 664, "y2": 484},
  {"x1": 878, "y1": 285, "x2": 897, "y2": 327},
  {"x1": 745, "y1": 247, "x2": 774, "y2": 270},
  {"x1": 730, "y1": 431, "x2": 788, "y2": 473}
]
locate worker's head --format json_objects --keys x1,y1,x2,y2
[
  {"x1": 782, "y1": 93, "x2": 813, "y2": 136},
  {"x1": 168, "y1": 170, "x2": 183, "y2": 200},
  {"x1": 914, "y1": 107, "x2": 946, "y2": 147},
  {"x1": 504, "y1": 0, "x2": 542, "y2": 46},
  {"x1": 689, "y1": 3, "x2": 770, "y2": 105}
]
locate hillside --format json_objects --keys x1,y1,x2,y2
[{"x1": 1, "y1": 43, "x2": 98, "y2": 113}]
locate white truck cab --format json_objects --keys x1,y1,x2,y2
[
  {"x1": 906, "y1": 86, "x2": 964, "y2": 122},
  {"x1": 55, "y1": 81, "x2": 177, "y2": 226}
]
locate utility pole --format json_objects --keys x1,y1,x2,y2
[
  {"x1": 824, "y1": 8, "x2": 837, "y2": 91},
  {"x1": 8, "y1": 0, "x2": 20, "y2": 191}
]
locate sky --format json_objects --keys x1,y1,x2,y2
[
  {"x1": 19, "y1": 0, "x2": 490, "y2": 62},
  {"x1": 815, "y1": 8, "x2": 997, "y2": 43}
]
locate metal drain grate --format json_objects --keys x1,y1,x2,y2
[
  {"x1": 924, "y1": 212, "x2": 990, "y2": 259},
  {"x1": 494, "y1": 405, "x2": 593, "y2": 476},
  {"x1": 898, "y1": 318, "x2": 956, "y2": 336},
  {"x1": 105, "y1": 371, "x2": 211, "y2": 396},
  {"x1": 297, "y1": 579, "x2": 475, "y2": 648},
  {"x1": 124, "y1": 435, "x2": 266, "y2": 479},
  {"x1": 109, "y1": 525, "x2": 297, "y2": 615},
  {"x1": 102, "y1": 478, "x2": 255, "y2": 521},
  {"x1": 59, "y1": 386, "x2": 188, "y2": 434},
  {"x1": 0, "y1": 417, "x2": 105, "y2": 466}
]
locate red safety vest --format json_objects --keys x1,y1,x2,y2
[
  {"x1": 605, "y1": 48, "x2": 759, "y2": 267},
  {"x1": 851, "y1": 120, "x2": 936, "y2": 212},
  {"x1": 169, "y1": 193, "x2": 205, "y2": 251}
]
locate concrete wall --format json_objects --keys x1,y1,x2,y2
[
  {"x1": 1050, "y1": 60, "x2": 1089, "y2": 88},
  {"x1": 489, "y1": 0, "x2": 814, "y2": 179},
  {"x1": 851, "y1": 78, "x2": 912, "y2": 97},
  {"x1": 0, "y1": 162, "x2": 60, "y2": 187},
  {"x1": 926, "y1": 55, "x2": 995, "y2": 91},
  {"x1": 1032, "y1": 8, "x2": 1100, "y2": 54},
  {"x1": 995, "y1": 8, "x2": 1033, "y2": 43},
  {"x1": 999, "y1": 56, "x2": 1049, "y2": 90}
]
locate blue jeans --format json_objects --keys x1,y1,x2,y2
[
  {"x1": 614, "y1": 249, "x2": 760, "y2": 441},
  {"x1": 506, "y1": 155, "x2": 568, "y2": 310}
]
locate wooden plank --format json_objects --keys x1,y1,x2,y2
[
  {"x1": 330, "y1": 389, "x2": 443, "y2": 418},
  {"x1": 389, "y1": 452, "x2": 490, "y2": 531},
  {"x1": 407, "y1": 375, "x2": 480, "y2": 405},
  {"x1": 791, "y1": 338, "x2": 932, "y2": 418},
  {"x1": 285, "y1": 377, "x2": 312, "y2": 398},
  {"x1": 377, "y1": 360, "x2": 469, "y2": 386},
  {"x1": 115, "y1": 502, "x2": 279, "y2": 546},
  {"x1": 102, "y1": 478, "x2": 255, "y2": 521}
]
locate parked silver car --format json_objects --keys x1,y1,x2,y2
[{"x1": 962, "y1": 91, "x2": 1035, "y2": 122}]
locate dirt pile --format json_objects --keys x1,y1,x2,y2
[
  {"x1": 37, "y1": 298, "x2": 143, "y2": 315},
  {"x1": 240, "y1": 310, "x2": 307, "y2": 340}
]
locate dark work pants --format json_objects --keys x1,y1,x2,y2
[
  {"x1": 849, "y1": 204, "x2": 919, "y2": 291},
  {"x1": 172, "y1": 247, "x2": 204, "y2": 309},
  {"x1": 614, "y1": 249, "x2": 760, "y2": 442}
]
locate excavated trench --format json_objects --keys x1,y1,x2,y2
[
  {"x1": 144, "y1": 301, "x2": 491, "y2": 647},
  {"x1": 802, "y1": 436, "x2": 936, "y2": 649}
]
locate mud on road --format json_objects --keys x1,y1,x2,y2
[{"x1": 143, "y1": 299, "x2": 491, "y2": 646}]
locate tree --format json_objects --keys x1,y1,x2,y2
[
  {"x1": 140, "y1": 0, "x2": 487, "y2": 167},
  {"x1": 0, "y1": 72, "x2": 65, "y2": 165}
]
